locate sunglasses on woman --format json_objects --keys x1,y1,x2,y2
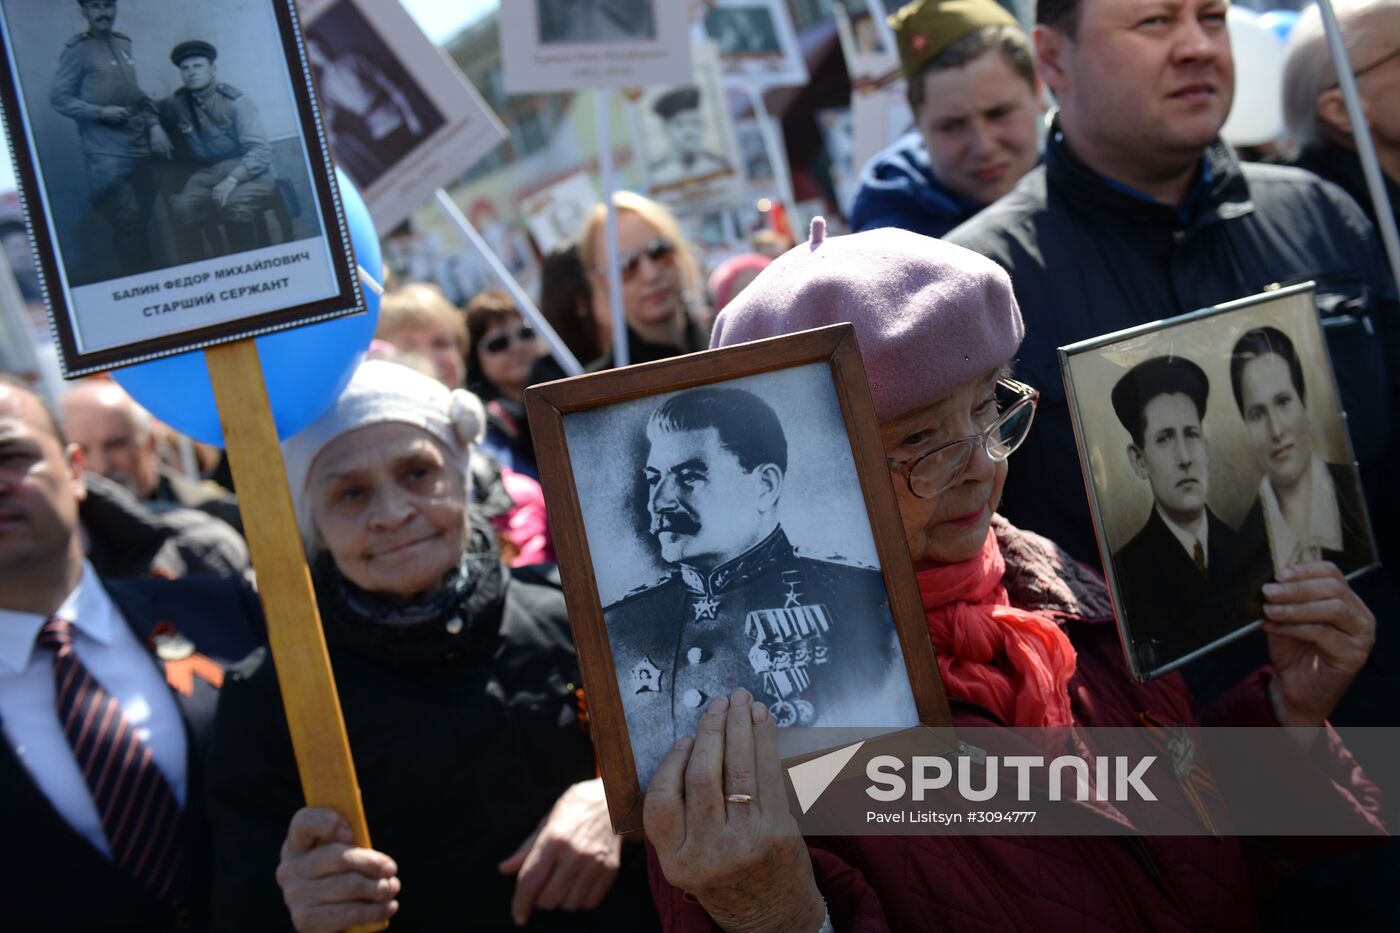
[
  {"x1": 887, "y1": 377, "x2": 1040, "y2": 499},
  {"x1": 595, "y1": 237, "x2": 677, "y2": 283},
  {"x1": 481, "y1": 324, "x2": 536, "y2": 355}
]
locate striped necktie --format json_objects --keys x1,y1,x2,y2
[{"x1": 37, "y1": 617, "x2": 184, "y2": 900}]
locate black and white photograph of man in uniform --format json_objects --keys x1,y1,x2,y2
[
  {"x1": 2, "y1": 0, "x2": 327, "y2": 285},
  {"x1": 303, "y1": 0, "x2": 444, "y2": 192},
  {"x1": 536, "y1": 0, "x2": 657, "y2": 45},
  {"x1": 646, "y1": 86, "x2": 733, "y2": 189},
  {"x1": 564, "y1": 366, "x2": 919, "y2": 788}
]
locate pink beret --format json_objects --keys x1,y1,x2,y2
[
  {"x1": 710, "y1": 219, "x2": 1024, "y2": 422},
  {"x1": 707, "y1": 252, "x2": 772, "y2": 312}
]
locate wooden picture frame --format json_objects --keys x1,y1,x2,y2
[
  {"x1": 0, "y1": 0, "x2": 360, "y2": 375},
  {"x1": 526, "y1": 324, "x2": 951, "y2": 833},
  {"x1": 1059, "y1": 283, "x2": 1378, "y2": 681}
]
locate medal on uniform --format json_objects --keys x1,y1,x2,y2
[
  {"x1": 745, "y1": 569, "x2": 832, "y2": 727},
  {"x1": 631, "y1": 655, "x2": 663, "y2": 694},
  {"x1": 147, "y1": 621, "x2": 224, "y2": 697}
]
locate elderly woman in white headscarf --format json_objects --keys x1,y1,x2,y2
[{"x1": 206, "y1": 361, "x2": 657, "y2": 932}]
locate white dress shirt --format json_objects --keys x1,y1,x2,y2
[
  {"x1": 1156, "y1": 506, "x2": 1209, "y2": 568},
  {"x1": 0, "y1": 562, "x2": 188, "y2": 857},
  {"x1": 1260, "y1": 456, "x2": 1343, "y2": 573}
]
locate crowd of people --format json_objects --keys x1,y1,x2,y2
[{"x1": 3, "y1": 0, "x2": 1399, "y2": 929}]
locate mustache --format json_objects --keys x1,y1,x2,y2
[{"x1": 650, "y1": 510, "x2": 700, "y2": 537}]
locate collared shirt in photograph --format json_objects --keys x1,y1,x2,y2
[
  {"x1": 0, "y1": 562, "x2": 187, "y2": 857},
  {"x1": 1259, "y1": 456, "x2": 1343, "y2": 572},
  {"x1": 1155, "y1": 505, "x2": 1209, "y2": 570}
]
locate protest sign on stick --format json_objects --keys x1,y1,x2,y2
[
  {"x1": 0, "y1": 0, "x2": 361, "y2": 376},
  {"x1": 1, "y1": 4, "x2": 383, "y2": 924},
  {"x1": 433, "y1": 188, "x2": 583, "y2": 377},
  {"x1": 300, "y1": 0, "x2": 507, "y2": 235}
]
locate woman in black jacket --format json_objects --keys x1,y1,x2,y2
[{"x1": 206, "y1": 360, "x2": 655, "y2": 932}]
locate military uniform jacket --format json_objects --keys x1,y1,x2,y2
[
  {"x1": 605, "y1": 527, "x2": 909, "y2": 786},
  {"x1": 159, "y1": 84, "x2": 271, "y2": 180},
  {"x1": 51, "y1": 31, "x2": 155, "y2": 157}
]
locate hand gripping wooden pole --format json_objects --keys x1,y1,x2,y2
[{"x1": 206, "y1": 339, "x2": 386, "y2": 933}]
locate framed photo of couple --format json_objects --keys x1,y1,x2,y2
[
  {"x1": 526, "y1": 324, "x2": 951, "y2": 832},
  {"x1": 1061, "y1": 283, "x2": 1378, "y2": 681}
]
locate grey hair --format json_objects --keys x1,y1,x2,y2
[{"x1": 1282, "y1": 0, "x2": 1400, "y2": 150}]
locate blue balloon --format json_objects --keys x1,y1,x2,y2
[
  {"x1": 115, "y1": 168, "x2": 381, "y2": 447},
  {"x1": 1260, "y1": 9, "x2": 1300, "y2": 44}
]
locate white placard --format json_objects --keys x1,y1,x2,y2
[
  {"x1": 520, "y1": 171, "x2": 599, "y2": 255},
  {"x1": 850, "y1": 80, "x2": 913, "y2": 200},
  {"x1": 299, "y1": 0, "x2": 507, "y2": 234},
  {"x1": 704, "y1": 0, "x2": 808, "y2": 90},
  {"x1": 0, "y1": 0, "x2": 361, "y2": 375},
  {"x1": 500, "y1": 0, "x2": 693, "y2": 94},
  {"x1": 637, "y1": 43, "x2": 743, "y2": 214}
]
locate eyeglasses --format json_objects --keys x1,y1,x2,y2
[
  {"x1": 481, "y1": 323, "x2": 536, "y2": 355},
  {"x1": 595, "y1": 237, "x2": 677, "y2": 283},
  {"x1": 886, "y1": 378, "x2": 1039, "y2": 499},
  {"x1": 1327, "y1": 44, "x2": 1400, "y2": 89}
]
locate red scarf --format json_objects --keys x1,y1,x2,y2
[{"x1": 917, "y1": 529, "x2": 1077, "y2": 727}]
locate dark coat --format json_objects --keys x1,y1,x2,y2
[
  {"x1": 0, "y1": 576, "x2": 266, "y2": 933},
  {"x1": 207, "y1": 557, "x2": 659, "y2": 932},
  {"x1": 946, "y1": 119, "x2": 1399, "y2": 574},
  {"x1": 605, "y1": 527, "x2": 910, "y2": 786},
  {"x1": 1111, "y1": 507, "x2": 1263, "y2": 673},
  {"x1": 81, "y1": 472, "x2": 249, "y2": 579},
  {"x1": 1236, "y1": 461, "x2": 1376, "y2": 579},
  {"x1": 849, "y1": 130, "x2": 989, "y2": 238},
  {"x1": 1291, "y1": 142, "x2": 1400, "y2": 239},
  {"x1": 644, "y1": 518, "x2": 1386, "y2": 932}
]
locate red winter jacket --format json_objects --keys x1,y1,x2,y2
[{"x1": 646, "y1": 518, "x2": 1385, "y2": 932}]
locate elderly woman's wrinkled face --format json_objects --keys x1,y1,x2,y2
[
  {"x1": 308, "y1": 423, "x2": 467, "y2": 599},
  {"x1": 881, "y1": 371, "x2": 1008, "y2": 568}
]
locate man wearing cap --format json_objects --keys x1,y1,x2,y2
[
  {"x1": 851, "y1": 0, "x2": 1044, "y2": 238},
  {"x1": 604, "y1": 386, "x2": 916, "y2": 789},
  {"x1": 158, "y1": 40, "x2": 274, "y2": 257},
  {"x1": 1109, "y1": 356, "x2": 1257, "y2": 671},
  {"x1": 648, "y1": 86, "x2": 732, "y2": 188},
  {"x1": 51, "y1": 0, "x2": 173, "y2": 276}
]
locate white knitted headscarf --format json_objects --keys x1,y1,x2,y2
[{"x1": 281, "y1": 359, "x2": 487, "y2": 554}]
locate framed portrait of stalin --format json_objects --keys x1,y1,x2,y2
[
  {"x1": 527, "y1": 325, "x2": 950, "y2": 832},
  {"x1": 1060, "y1": 283, "x2": 1378, "y2": 682}
]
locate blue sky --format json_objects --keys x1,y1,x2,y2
[{"x1": 0, "y1": 0, "x2": 496, "y2": 193}]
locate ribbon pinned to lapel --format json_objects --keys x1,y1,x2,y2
[
  {"x1": 148, "y1": 621, "x2": 225, "y2": 697},
  {"x1": 1138, "y1": 710, "x2": 1223, "y2": 837}
]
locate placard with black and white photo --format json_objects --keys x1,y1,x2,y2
[
  {"x1": 0, "y1": 0, "x2": 359, "y2": 375},
  {"x1": 300, "y1": 0, "x2": 506, "y2": 234},
  {"x1": 526, "y1": 325, "x2": 949, "y2": 832},
  {"x1": 704, "y1": 0, "x2": 808, "y2": 89},
  {"x1": 637, "y1": 43, "x2": 743, "y2": 212},
  {"x1": 500, "y1": 0, "x2": 692, "y2": 94},
  {"x1": 1060, "y1": 284, "x2": 1378, "y2": 681}
]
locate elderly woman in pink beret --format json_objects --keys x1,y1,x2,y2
[{"x1": 641, "y1": 221, "x2": 1383, "y2": 931}]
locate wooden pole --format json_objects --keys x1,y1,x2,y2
[{"x1": 205, "y1": 339, "x2": 385, "y2": 933}]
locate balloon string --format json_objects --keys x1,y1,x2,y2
[{"x1": 357, "y1": 264, "x2": 384, "y2": 296}]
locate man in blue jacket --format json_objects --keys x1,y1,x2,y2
[{"x1": 849, "y1": 0, "x2": 1043, "y2": 237}]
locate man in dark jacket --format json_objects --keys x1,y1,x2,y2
[
  {"x1": 1281, "y1": 0, "x2": 1399, "y2": 236},
  {"x1": 947, "y1": 0, "x2": 1399, "y2": 575},
  {"x1": 1109, "y1": 356, "x2": 1260, "y2": 672},
  {"x1": 850, "y1": 0, "x2": 1043, "y2": 237},
  {"x1": 0, "y1": 375, "x2": 263, "y2": 932}
]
